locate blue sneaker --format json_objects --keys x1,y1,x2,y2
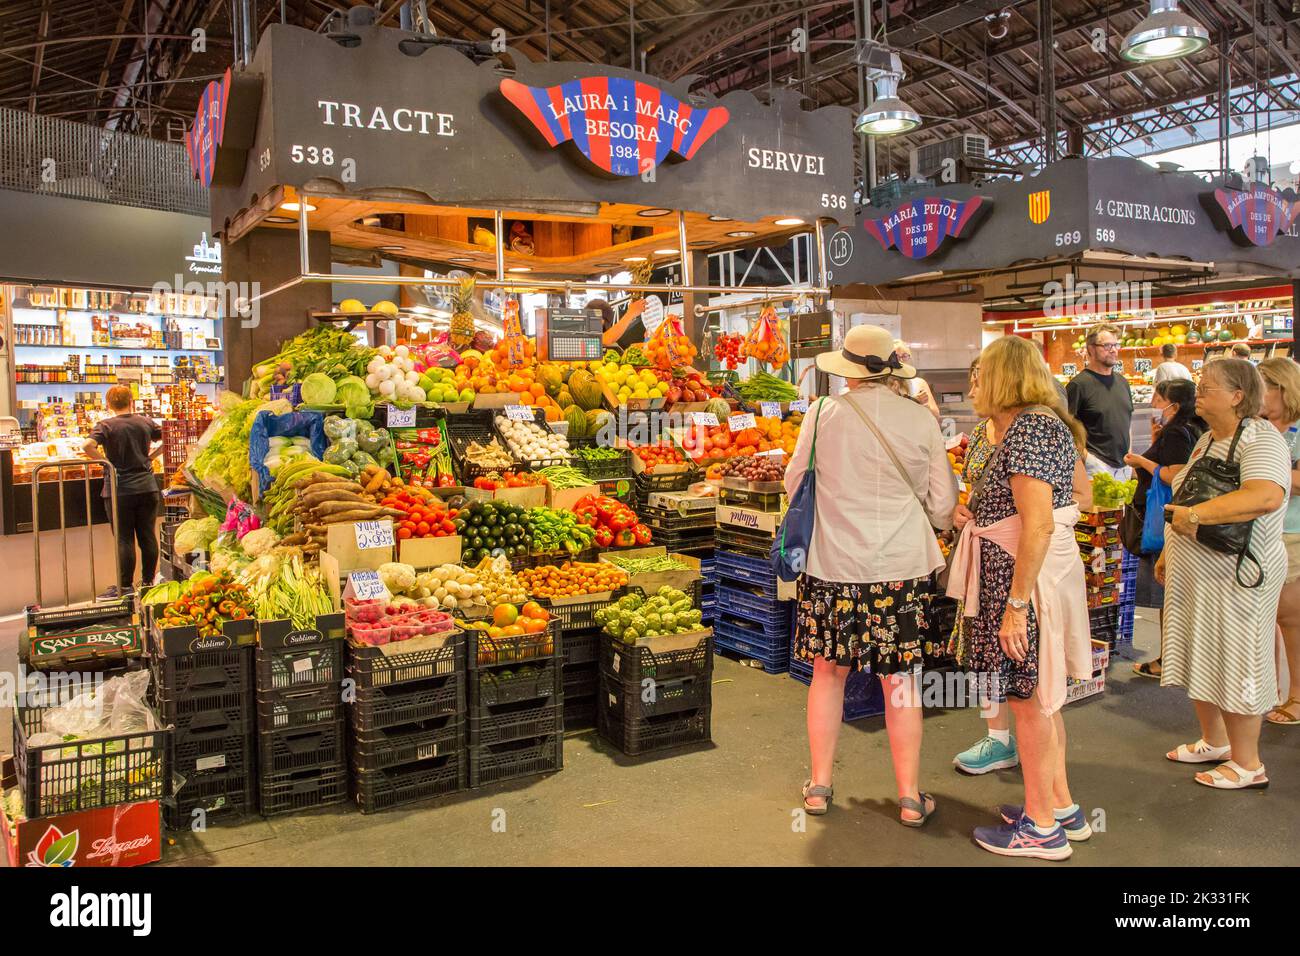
[
  {"x1": 953, "y1": 735, "x2": 1019, "y2": 775},
  {"x1": 973, "y1": 813, "x2": 1073, "y2": 861},
  {"x1": 999, "y1": 804, "x2": 1092, "y2": 841}
]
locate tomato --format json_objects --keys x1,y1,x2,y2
[
  {"x1": 441, "y1": 519, "x2": 456, "y2": 534},
  {"x1": 397, "y1": 527, "x2": 413, "y2": 539},
  {"x1": 417, "y1": 522, "x2": 431, "y2": 535}
]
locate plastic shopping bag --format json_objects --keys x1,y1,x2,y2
[{"x1": 1141, "y1": 465, "x2": 1172, "y2": 553}]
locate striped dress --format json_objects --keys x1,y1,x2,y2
[{"x1": 1161, "y1": 417, "x2": 1289, "y2": 715}]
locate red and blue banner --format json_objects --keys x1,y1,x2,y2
[
  {"x1": 499, "y1": 77, "x2": 729, "y2": 177},
  {"x1": 186, "y1": 68, "x2": 231, "y2": 187},
  {"x1": 1211, "y1": 186, "x2": 1300, "y2": 247},
  {"x1": 863, "y1": 196, "x2": 987, "y2": 259}
]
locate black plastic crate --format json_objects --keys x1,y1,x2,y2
[
  {"x1": 563, "y1": 628, "x2": 601, "y2": 666},
  {"x1": 543, "y1": 595, "x2": 620, "y2": 635},
  {"x1": 152, "y1": 645, "x2": 253, "y2": 702},
  {"x1": 152, "y1": 681, "x2": 251, "y2": 725},
  {"x1": 597, "y1": 703, "x2": 711, "y2": 756},
  {"x1": 718, "y1": 486, "x2": 785, "y2": 511},
  {"x1": 600, "y1": 666, "x2": 711, "y2": 719},
  {"x1": 563, "y1": 660, "x2": 599, "y2": 699},
  {"x1": 171, "y1": 730, "x2": 253, "y2": 778},
  {"x1": 350, "y1": 672, "x2": 464, "y2": 732},
  {"x1": 601, "y1": 630, "x2": 712, "y2": 685},
  {"x1": 639, "y1": 506, "x2": 718, "y2": 532},
  {"x1": 256, "y1": 640, "x2": 344, "y2": 692},
  {"x1": 258, "y1": 720, "x2": 346, "y2": 774},
  {"x1": 472, "y1": 659, "x2": 561, "y2": 708},
  {"x1": 353, "y1": 751, "x2": 466, "y2": 813},
  {"x1": 468, "y1": 733, "x2": 563, "y2": 788},
  {"x1": 14, "y1": 704, "x2": 168, "y2": 818},
  {"x1": 469, "y1": 623, "x2": 560, "y2": 669},
  {"x1": 164, "y1": 770, "x2": 255, "y2": 830},
  {"x1": 715, "y1": 525, "x2": 776, "y2": 557},
  {"x1": 468, "y1": 698, "x2": 562, "y2": 746},
  {"x1": 259, "y1": 766, "x2": 350, "y2": 816},
  {"x1": 571, "y1": 448, "x2": 633, "y2": 481},
  {"x1": 256, "y1": 683, "x2": 343, "y2": 731},
  {"x1": 165, "y1": 699, "x2": 252, "y2": 741},
  {"x1": 347, "y1": 631, "x2": 464, "y2": 689},
  {"x1": 350, "y1": 712, "x2": 464, "y2": 772},
  {"x1": 634, "y1": 468, "x2": 697, "y2": 494},
  {"x1": 563, "y1": 693, "x2": 597, "y2": 731}
]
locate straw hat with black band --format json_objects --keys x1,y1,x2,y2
[{"x1": 816, "y1": 324, "x2": 917, "y2": 381}]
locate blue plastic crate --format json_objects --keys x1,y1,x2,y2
[
  {"x1": 714, "y1": 614, "x2": 791, "y2": 649},
  {"x1": 716, "y1": 585, "x2": 791, "y2": 627},
  {"x1": 716, "y1": 551, "x2": 779, "y2": 590},
  {"x1": 1121, "y1": 549, "x2": 1138, "y2": 573},
  {"x1": 712, "y1": 626, "x2": 789, "y2": 671},
  {"x1": 844, "y1": 671, "x2": 885, "y2": 721}
]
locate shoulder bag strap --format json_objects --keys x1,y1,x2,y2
[
  {"x1": 1227, "y1": 417, "x2": 1248, "y2": 462},
  {"x1": 842, "y1": 392, "x2": 923, "y2": 506},
  {"x1": 807, "y1": 397, "x2": 825, "y2": 473}
]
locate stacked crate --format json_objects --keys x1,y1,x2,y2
[
  {"x1": 598, "y1": 629, "x2": 713, "y2": 755},
  {"x1": 1118, "y1": 549, "x2": 1138, "y2": 647},
  {"x1": 158, "y1": 494, "x2": 190, "y2": 568},
  {"x1": 1065, "y1": 639, "x2": 1111, "y2": 704},
  {"x1": 349, "y1": 631, "x2": 467, "y2": 813},
  {"x1": 712, "y1": 498, "x2": 789, "y2": 674},
  {"x1": 698, "y1": 551, "x2": 717, "y2": 626},
  {"x1": 468, "y1": 626, "x2": 564, "y2": 787},
  {"x1": 643, "y1": 490, "x2": 717, "y2": 623},
  {"x1": 1076, "y1": 509, "x2": 1125, "y2": 646},
  {"x1": 150, "y1": 621, "x2": 257, "y2": 829},
  {"x1": 256, "y1": 623, "x2": 348, "y2": 815},
  {"x1": 546, "y1": 594, "x2": 617, "y2": 732}
]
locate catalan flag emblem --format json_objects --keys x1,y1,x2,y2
[
  {"x1": 1029, "y1": 190, "x2": 1051, "y2": 224},
  {"x1": 499, "y1": 77, "x2": 729, "y2": 177}
]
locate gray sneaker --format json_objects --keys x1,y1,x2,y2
[{"x1": 96, "y1": 585, "x2": 121, "y2": 601}]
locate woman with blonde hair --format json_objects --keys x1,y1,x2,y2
[
  {"x1": 893, "y1": 340, "x2": 941, "y2": 418},
  {"x1": 1158, "y1": 358, "x2": 1288, "y2": 788},
  {"x1": 946, "y1": 335, "x2": 1093, "y2": 860},
  {"x1": 1250, "y1": 358, "x2": 1300, "y2": 726}
]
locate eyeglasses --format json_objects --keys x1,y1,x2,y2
[{"x1": 1091, "y1": 342, "x2": 1121, "y2": 351}]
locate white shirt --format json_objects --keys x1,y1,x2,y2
[
  {"x1": 1153, "y1": 360, "x2": 1192, "y2": 383},
  {"x1": 783, "y1": 384, "x2": 957, "y2": 584}
]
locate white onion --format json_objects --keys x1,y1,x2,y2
[
  {"x1": 364, "y1": 373, "x2": 380, "y2": 390},
  {"x1": 367, "y1": 356, "x2": 385, "y2": 374},
  {"x1": 395, "y1": 345, "x2": 409, "y2": 358},
  {"x1": 379, "y1": 380, "x2": 396, "y2": 397},
  {"x1": 404, "y1": 370, "x2": 421, "y2": 385},
  {"x1": 410, "y1": 386, "x2": 426, "y2": 403}
]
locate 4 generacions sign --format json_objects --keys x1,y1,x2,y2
[{"x1": 201, "y1": 23, "x2": 853, "y2": 236}]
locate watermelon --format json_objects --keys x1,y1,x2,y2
[{"x1": 1218, "y1": 329, "x2": 1233, "y2": 342}]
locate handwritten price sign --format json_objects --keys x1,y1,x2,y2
[
  {"x1": 387, "y1": 405, "x2": 417, "y2": 427},
  {"x1": 347, "y1": 569, "x2": 389, "y2": 601},
  {"x1": 729, "y1": 413, "x2": 756, "y2": 432},
  {"x1": 756, "y1": 448, "x2": 785, "y2": 459},
  {"x1": 789, "y1": 399, "x2": 809, "y2": 413},
  {"x1": 691, "y1": 412, "x2": 719, "y2": 427},
  {"x1": 505, "y1": 405, "x2": 534, "y2": 421},
  {"x1": 354, "y1": 519, "x2": 395, "y2": 551},
  {"x1": 759, "y1": 402, "x2": 782, "y2": 419}
]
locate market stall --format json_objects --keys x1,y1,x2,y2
[{"x1": 2, "y1": 16, "x2": 862, "y2": 858}]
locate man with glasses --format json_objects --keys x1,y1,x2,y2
[{"x1": 1066, "y1": 324, "x2": 1134, "y2": 479}]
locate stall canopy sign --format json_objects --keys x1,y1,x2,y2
[
  {"x1": 863, "y1": 196, "x2": 989, "y2": 259},
  {"x1": 1206, "y1": 185, "x2": 1300, "y2": 247},
  {"x1": 499, "y1": 77, "x2": 729, "y2": 177},
  {"x1": 186, "y1": 69, "x2": 230, "y2": 187}
]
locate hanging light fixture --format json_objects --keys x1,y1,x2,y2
[
  {"x1": 853, "y1": 45, "x2": 921, "y2": 136},
  {"x1": 1121, "y1": 0, "x2": 1209, "y2": 62}
]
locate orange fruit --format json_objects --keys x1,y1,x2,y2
[
  {"x1": 522, "y1": 617, "x2": 548, "y2": 634},
  {"x1": 502, "y1": 624, "x2": 526, "y2": 637},
  {"x1": 493, "y1": 604, "x2": 519, "y2": 627},
  {"x1": 521, "y1": 601, "x2": 548, "y2": 621}
]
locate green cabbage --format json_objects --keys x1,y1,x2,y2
[
  {"x1": 300, "y1": 373, "x2": 337, "y2": 405},
  {"x1": 335, "y1": 376, "x2": 371, "y2": 409}
]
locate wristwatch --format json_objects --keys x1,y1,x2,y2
[
  {"x1": 1007, "y1": 597, "x2": 1031, "y2": 613},
  {"x1": 1187, "y1": 507, "x2": 1201, "y2": 527}
]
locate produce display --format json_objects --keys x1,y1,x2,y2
[
  {"x1": 470, "y1": 555, "x2": 528, "y2": 605},
  {"x1": 241, "y1": 554, "x2": 335, "y2": 628},
  {"x1": 393, "y1": 425, "x2": 455, "y2": 486},
  {"x1": 517, "y1": 562, "x2": 628, "y2": 599},
  {"x1": 571, "y1": 494, "x2": 650, "y2": 549},
  {"x1": 600, "y1": 553, "x2": 694, "y2": 574},
  {"x1": 595, "y1": 587, "x2": 702, "y2": 643},
  {"x1": 394, "y1": 563, "x2": 487, "y2": 611},
  {"x1": 270, "y1": 469, "x2": 404, "y2": 552},
  {"x1": 378, "y1": 486, "x2": 461, "y2": 539},
  {"x1": 495, "y1": 415, "x2": 571, "y2": 463},
  {"x1": 322, "y1": 415, "x2": 393, "y2": 477},
  {"x1": 572, "y1": 446, "x2": 623, "y2": 463},
  {"x1": 736, "y1": 370, "x2": 799, "y2": 402},
  {"x1": 1092, "y1": 472, "x2": 1137, "y2": 508},
  {"x1": 251, "y1": 326, "x2": 376, "y2": 403},
  {"x1": 365, "y1": 345, "x2": 430, "y2": 404},
  {"x1": 471, "y1": 471, "x2": 543, "y2": 491},
  {"x1": 261, "y1": 435, "x2": 314, "y2": 476},
  {"x1": 460, "y1": 603, "x2": 554, "y2": 662},
  {"x1": 524, "y1": 506, "x2": 596, "y2": 555},
  {"x1": 714, "y1": 332, "x2": 746, "y2": 370},
  {"x1": 456, "y1": 499, "x2": 532, "y2": 563},
  {"x1": 534, "y1": 465, "x2": 595, "y2": 489},
  {"x1": 719, "y1": 455, "x2": 784, "y2": 483},
  {"x1": 595, "y1": 362, "x2": 668, "y2": 403},
  {"x1": 662, "y1": 370, "x2": 719, "y2": 406},
  {"x1": 631, "y1": 443, "x2": 686, "y2": 472},
  {"x1": 150, "y1": 573, "x2": 254, "y2": 635},
  {"x1": 462, "y1": 438, "x2": 515, "y2": 471}
]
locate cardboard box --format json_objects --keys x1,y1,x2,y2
[
  {"x1": 599, "y1": 546, "x2": 701, "y2": 594},
  {"x1": 463, "y1": 484, "x2": 547, "y2": 508},
  {"x1": 397, "y1": 534, "x2": 463, "y2": 567},
  {"x1": 472, "y1": 392, "x2": 523, "y2": 409},
  {"x1": 548, "y1": 483, "x2": 600, "y2": 511},
  {"x1": 3, "y1": 799, "x2": 161, "y2": 868},
  {"x1": 622, "y1": 625, "x2": 712, "y2": 653},
  {"x1": 325, "y1": 520, "x2": 396, "y2": 573}
]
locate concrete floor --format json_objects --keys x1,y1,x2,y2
[{"x1": 3, "y1": 611, "x2": 1295, "y2": 866}]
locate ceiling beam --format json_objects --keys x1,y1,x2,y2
[{"x1": 28, "y1": 0, "x2": 50, "y2": 114}]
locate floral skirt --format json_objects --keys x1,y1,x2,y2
[{"x1": 792, "y1": 573, "x2": 941, "y2": 675}]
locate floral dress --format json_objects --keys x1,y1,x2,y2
[
  {"x1": 949, "y1": 419, "x2": 995, "y2": 662},
  {"x1": 966, "y1": 412, "x2": 1077, "y2": 702}
]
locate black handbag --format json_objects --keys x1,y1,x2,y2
[{"x1": 1167, "y1": 419, "x2": 1263, "y2": 588}]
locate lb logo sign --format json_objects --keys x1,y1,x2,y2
[
  {"x1": 500, "y1": 77, "x2": 729, "y2": 177},
  {"x1": 1028, "y1": 189, "x2": 1051, "y2": 224},
  {"x1": 863, "y1": 196, "x2": 989, "y2": 259},
  {"x1": 1206, "y1": 185, "x2": 1300, "y2": 247},
  {"x1": 186, "y1": 68, "x2": 230, "y2": 187}
]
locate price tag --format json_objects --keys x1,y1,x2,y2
[
  {"x1": 1134, "y1": 358, "x2": 1152, "y2": 373},
  {"x1": 691, "y1": 412, "x2": 719, "y2": 427},
  {"x1": 756, "y1": 448, "x2": 785, "y2": 458},
  {"x1": 1061, "y1": 363, "x2": 1078, "y2": 376},
  {"x1": 387, "y1": 404, "x2": 417, "y2": 427},
  {"x1": 505, "y1": 405, "x2": 534, "y2": 421},
  {"x1": 292, "y1": 657, "x2": 313, "y2": 675},
  {"x1": 759, "y1": 401, "x2": 782, "y2": 419},
  {"x1": 789, "y1": 399, "x2": 809, "y2": 413},
  {"x1": 1192, "y1": 359, "x2": 1204, "y2": 371},
  {"x1": 1114, "y1": 359, "x2": 1124, "y2": 372},
  {"x1": 348, "y1": 569, "x2": 389, "y2": 600},
  {"x1": 729, "y1": 413, "x2": 756, "y2": 432},
  {"x1": 354, "y1": 519, "x2": 395, "y2": 551}
]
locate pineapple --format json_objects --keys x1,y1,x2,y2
[{"x1": 450, "y1": 274, "x2": 476, "y2": 348}]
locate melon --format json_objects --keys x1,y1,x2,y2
[
  {"x1": 568, "y1": 370, "x2": 604, "y2": 411},
  {"x1": 564, "y1": 406, "x2": 588, "y2": 438},
  {"x1": 586, "y1": 409, "x2": 612, "y2": 438},
  {"x1": 705, "y1": 398, "x2": 732, "y2": 421},
  {"x1": 1218, "y1": 329, "x2": 1233, "y2": 342}
]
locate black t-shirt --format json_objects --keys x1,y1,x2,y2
[
  {"x1": 1066, "y1": 369, "x2": 1133, "y2": 468},
  {"x1": 1132, "y1": 419, "x2": 1202, "y2": 516},
  {"x1": 90, "y1": 414, "x2": 161, "y2": 497}
]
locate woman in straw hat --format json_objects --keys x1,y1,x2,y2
[{"x1": 789, "y1": 325, "x2": 958, "y2": 826}]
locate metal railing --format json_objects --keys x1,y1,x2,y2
[{"x1": 0, "y1": 106, "x2": 208, "y2": 215}]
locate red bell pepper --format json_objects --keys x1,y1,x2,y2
[
  {"x1": 594, "y1": 526, "x2": 614, "y2": 548},
  {"x1": 632, "y1": 523, "x2": 652, "y2": 546},
  {"x1": 607, "y1": 509, "x2": 636, "y2": 533},
  {"x1": 614, "y1": 528, "x2": 637, "y2": 548}
]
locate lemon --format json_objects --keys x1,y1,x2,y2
[
  {"x1": 372, "y1": 300, "x2": 399, "y2": 316},
  {"x1": 339, "y1": 298, "x2": 365, "y2": 314}
]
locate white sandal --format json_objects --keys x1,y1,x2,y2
[
  {"x1": 1166, "y1": 739, "x2": 1232, "y2": 764},
  {"x1": 1195, "y1": 760, "x2": 1269, "y2": 790}
]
